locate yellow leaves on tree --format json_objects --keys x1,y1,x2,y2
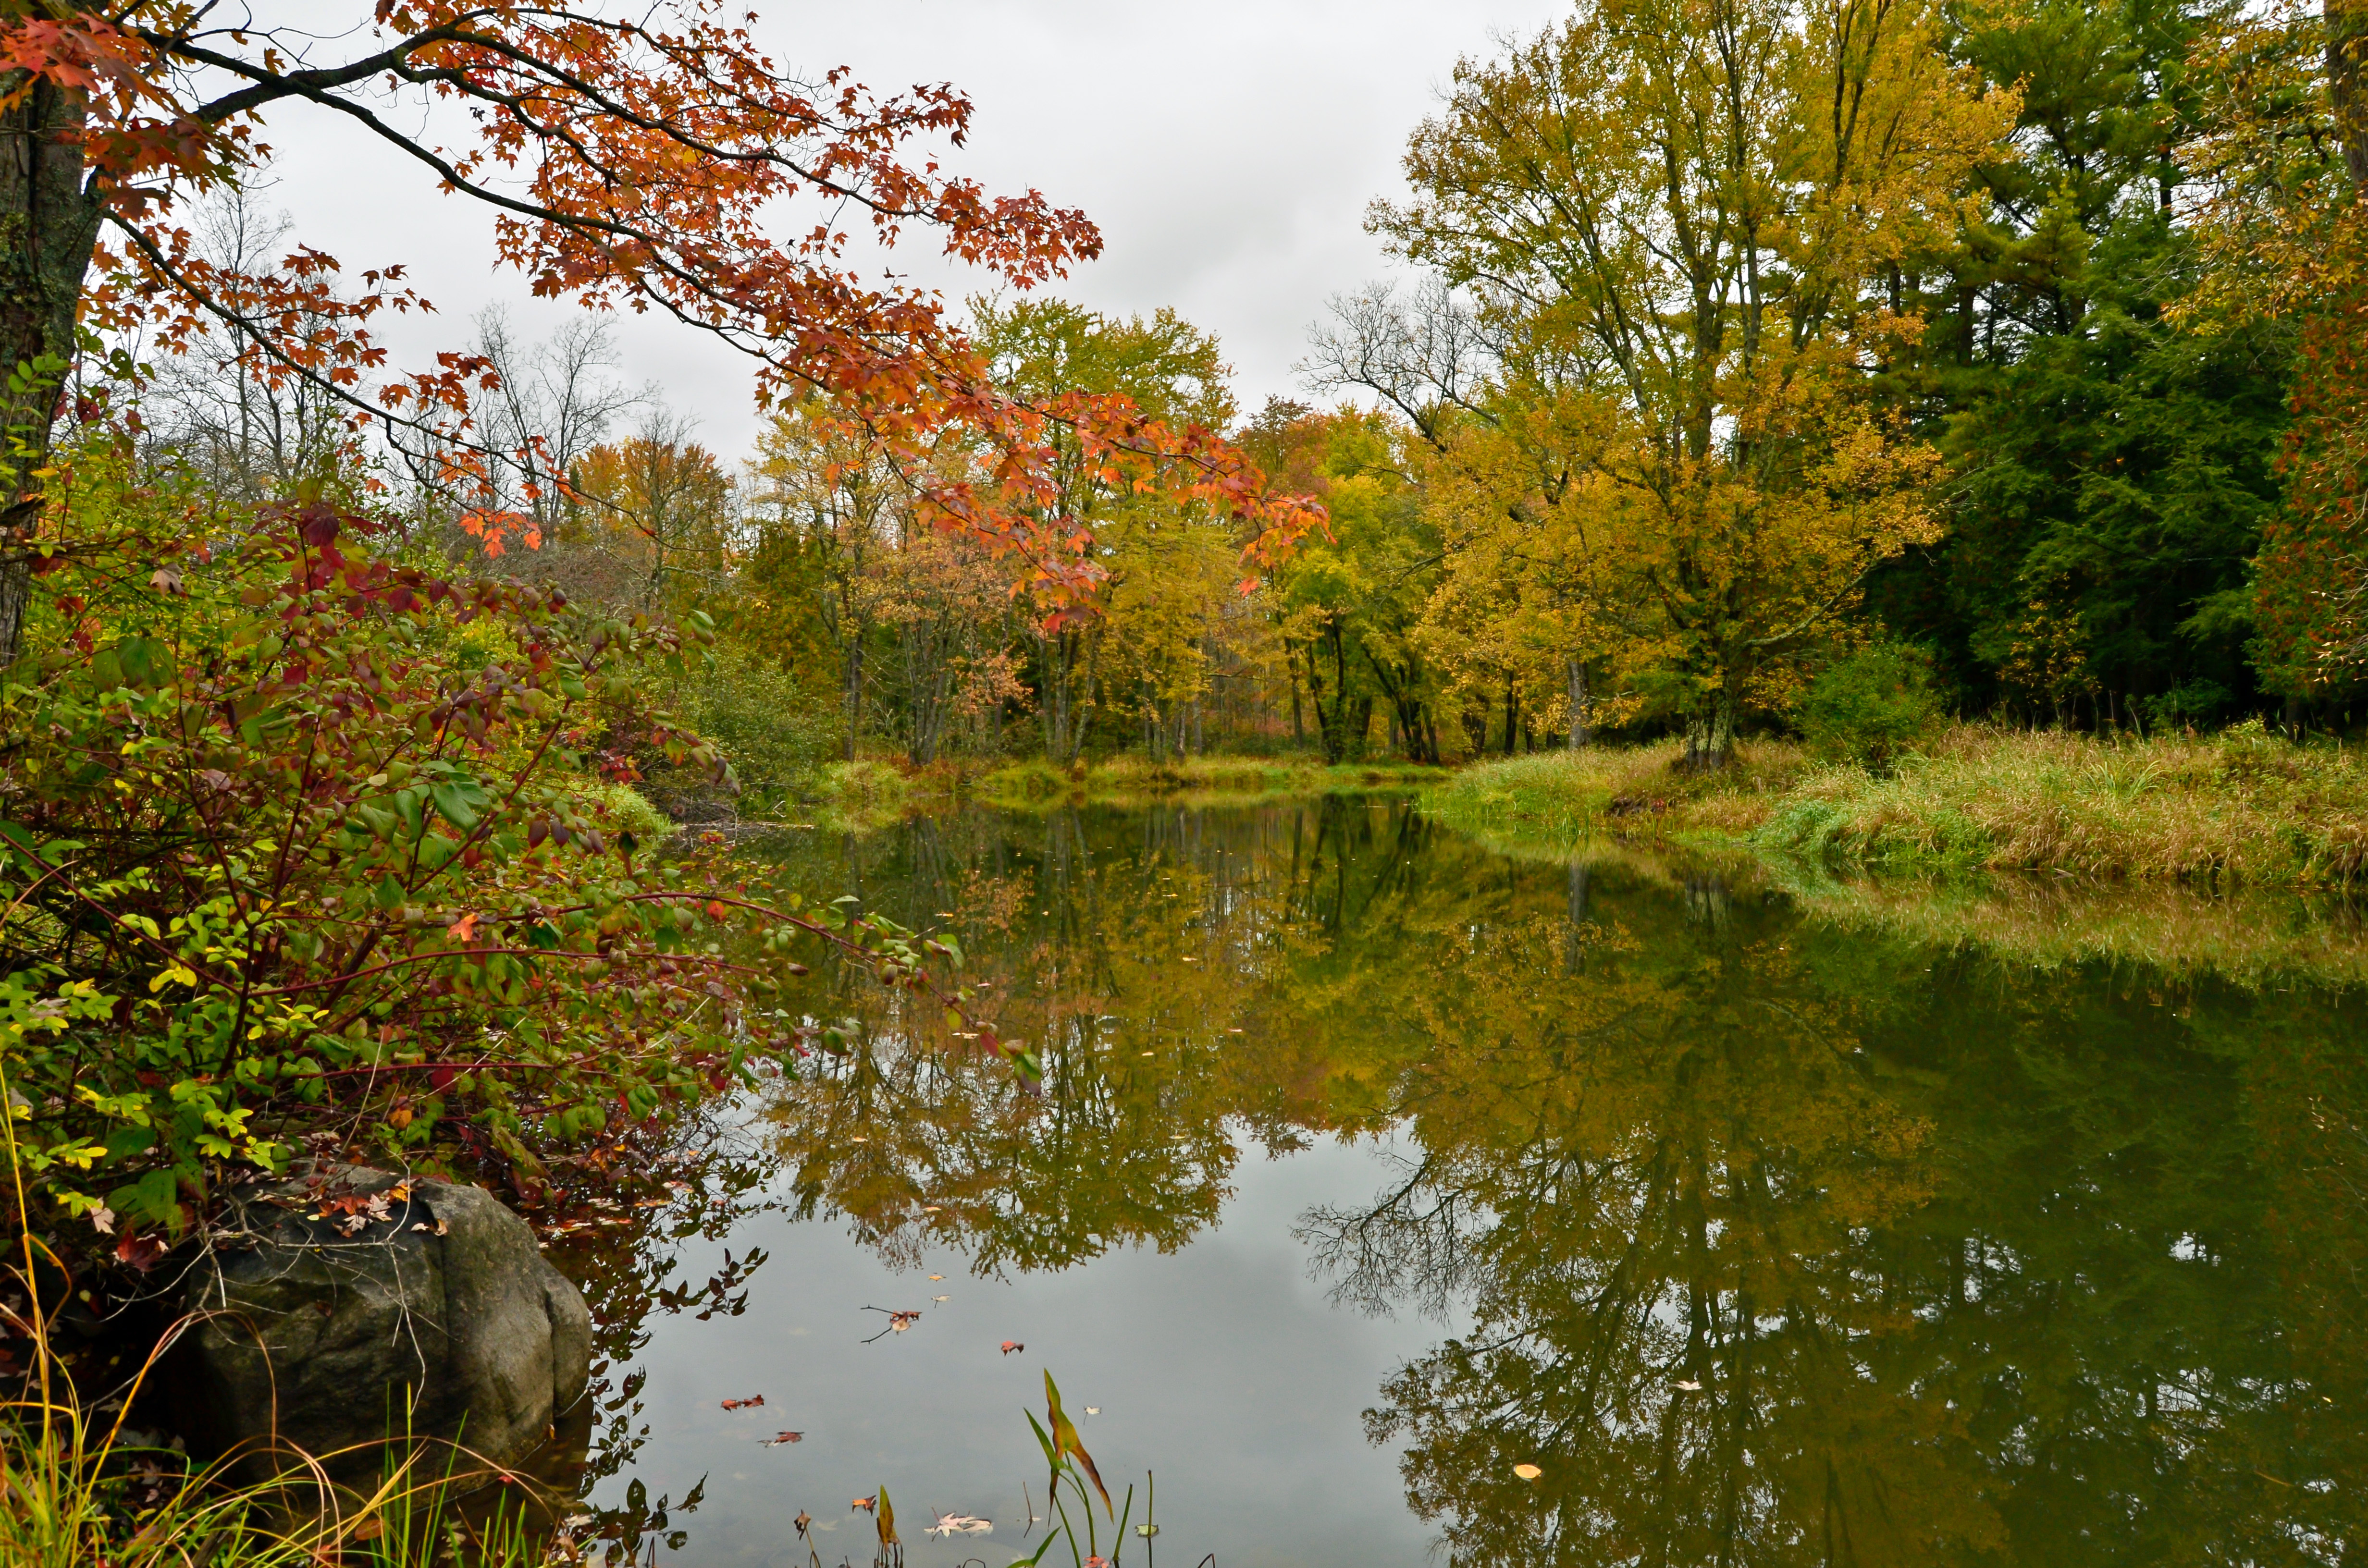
[{"x1": 1376, "y1": 0, "x2": 2015, "y2": 766}]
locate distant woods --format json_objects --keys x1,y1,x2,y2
[{"x1": 101, "y1": 0, "x2": 2368, "y2": 779}]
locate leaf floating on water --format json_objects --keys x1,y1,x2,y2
[
  {"x1": 720, "y1": 1395, "x2": 765, "y2": 1411},
  {"x1": 1136, "y1": 1524, "x2": 1160, "y2": 1538},
  {"x1": 933, "y1": 1294, "x2": 950, "y2": 1301},
  {"x1": 1675, "y1": 1380, "x2": 1703, "y2": 1391},
  {"x1": 1084, "y1": 1407, "x2": 1099, "y2": 1416},
  {"x1": 1513, "y1": 1464, "x2": 1543, "y2": 1480},
  {"x1": 926, "y1": 1512, "x2": 994, "y2": 1538},
  {"x1": 761, "y1": 1431, "x2": 805, "y2": 1446},
  {"x1": 851, "y1": 1496, "x2": 877, "y2": 1514},
  {"x1": 929, "y1": 1274, "x2": 944, "y2": 1281},
  {"x1": 1000, "y1": 1340, "x2": 1024, "y2": 1355}
]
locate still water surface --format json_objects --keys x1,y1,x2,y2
[{"x1": 544, "y1": 799, "x2": 2368, "y2": 1566}]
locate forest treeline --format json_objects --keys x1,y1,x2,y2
[{"x1": 180, "y1": 0, "x2": 2342, "y2": 788}]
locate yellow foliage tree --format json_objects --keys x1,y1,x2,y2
[{"x1": 1371, "y1": 0, "x2": 2018, "y2": 765}]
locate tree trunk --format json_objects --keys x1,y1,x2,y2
[
  {"x1": 2333, "y1": 0, "x2": 2368, "y2": 189},
  {"x1": 1682, "y1": 690, "x2": 1737, "y2": 772},
  {"x1": 1566, "y1": 659, "x2": 1590, "y2": 749},
  {"x1": 843, "y1": 641, "x2": 863, "y2": 761},
  {"x1": 1503, "y1": 677, "x2": 1517, "y2": 755},
  {"x1": 0, "y1": 70, "x2": 106, "y2": 664}
]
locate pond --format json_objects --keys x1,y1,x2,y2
[{"x1": 539, "y1": 798, "x2": 2368, "y2": 1567}]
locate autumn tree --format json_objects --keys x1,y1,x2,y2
[
  {"x1": 2180, "y1": 0, "x2": 2368, "y2": 706},
  {"x1": 0, "y1": 1, "x2": 1315, "y2": 661},
  {"x1": 1245, "y1": 400, "x2": 1448, "y2": 762},
  {"x1": 566, "y1": 411, "x2": 739, "y2": 611},
  {"x1": 1364, "y1": 0, "x2": 2018, "y2": 766},
  {"x1": 745, "y1": 400, "x2": 902, "y2": 760},
  {"x1": 972, "y1": 297, "x2": 1241, "y2": 762}
]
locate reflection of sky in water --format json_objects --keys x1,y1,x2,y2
[{"x1": 594, "y1": 1127, "x2": 1460, "y2": 1567}]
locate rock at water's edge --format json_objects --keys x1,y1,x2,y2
[{"x1": 179, "y1": 1165, "x2": 589, "y2": 1478}]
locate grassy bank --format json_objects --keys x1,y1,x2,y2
[
  {"x1": 976, "y1": 753, "x2": 1443, "y2": 807},
  {"x1": 1427, "y1": 723, "x2": 2368, "y2": 886}
]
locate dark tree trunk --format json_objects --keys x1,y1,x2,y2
[
  {"x1": 2333, "y1": 0, "x2": 2368, "y2": 190},
  {"x1": 1566, "y1": 658, "x2": 1590, "y2": 750},
  {"x1": 0, "y1": 68, "x2": 106, "y2": 663}
]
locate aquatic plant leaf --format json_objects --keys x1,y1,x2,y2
[
  {"x1": 1513, "y1": 1463, "x2": 1542, "y2": 1480},
  {"x1": 1046, "y1": 1372, "x2": 1112, "y2": 1517},
  {"x1": 877, "y1": 1485, "x2": 898, "y2": 1546},
  {"x1": 719, "y1": 1395, "x2": 764, "y2": 1410}
]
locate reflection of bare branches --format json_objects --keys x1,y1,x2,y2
[{"x1": 1298, "y1": 1149, "x2": 1488, "y2": 1321}]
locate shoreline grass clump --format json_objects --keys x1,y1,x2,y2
[{"x1": 1426, "y1": 722, "x2": 2368, "y2": 887}]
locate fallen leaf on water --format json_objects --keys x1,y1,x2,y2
[
  {"x1": 761, "y1": 1431, "x2": 804, "y2": 1446},
  {"x1": 928, "y1": 1274, "x2": 943, "y2": 1281},
  {"x1": 933, "y1": 1294, "x2": 949, "y2": 1301},
  {"x1": 1084, "y1": 1406, "x2": 1099, "y2": 1415},
  {"x1": 1675, "y1": 1380, "x2": 1702, "y2": 1391},
  {"x1": 720, "y1": 1395, "x2": 765, "y2": 1411},
  {"x1": 351, "y1": 1519, "x2": 385, "y2": 1543},
  {"x1": 922, "y1": 1205, "x2": 942, "y2": 1213},
  {"x1": 1513, "y1": 1464, "x2": 1543, "y2": 1480},
  {"x1": 851, "y1": 1495, "x2": 877, "y2": 1513},
  {"x1": 1136, "y1": 1525, "x2": 1160, "y2": 1538},
  {"x1": 1000, "y1": 1341, "x2": 1024, "y2": 1355},
  {"x1": 925, "y1": 1512, "x2": 994, "y2": 1538},
  {"x1": 861, "y1": 1306, "x2": 922, "y2": 1341}
]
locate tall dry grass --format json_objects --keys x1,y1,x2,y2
[
  {"x1": 1762, "y1": 721, "x2": 2368, "y2": 883},
  {"x1": 1428, "y1": 722, "x2": 2368, "y2": 886}
]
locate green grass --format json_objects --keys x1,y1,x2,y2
[
  {"x1": 975, "y1": 753, "x2": 1444, "y2": 808},
  {"x1": 1426, "y1": 722, "x2": 2368, "y2": 887},
  {"x1": 1421, "y1": 739, "x2": 1810, "y2": 856}
]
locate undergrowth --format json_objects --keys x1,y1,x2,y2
[{"x1": 1426, "y1": 723, "x2": 2368, "y2": 886}]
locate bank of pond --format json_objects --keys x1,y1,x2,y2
[{"x1": 12, "y1": 791, "x2": 2368, "y2": 1566}]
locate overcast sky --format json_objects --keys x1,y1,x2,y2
[{"x1": 253, "y1": 0, "x2": 1568, "y2": 460}]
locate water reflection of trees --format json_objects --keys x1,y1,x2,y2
[
  {"x1": 749, "y1": 802, "x2": 2368, "y2": 1563},
  {"x1": 1302, "y1": 877, "x2": 2368, "y2": 1567},
  {"x1": 753, "y1": 799, "x2": 1442, "y2": 1273}
]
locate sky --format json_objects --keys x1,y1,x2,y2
[{"x1": 253, "y1": 0, "x2": 1571, "y2": 460}]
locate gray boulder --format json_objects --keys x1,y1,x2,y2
[{"x1": 179, "y1": 1164, "x2": 590, "y2": 1479}]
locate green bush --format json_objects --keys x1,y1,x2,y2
[
  {"x1": 680, "y1": 656, "x2": 831, "y2": 812},
  {"x1": 0, "y1": 446, "x2": 939, "y2": 1269},
  {"x1": 1796, "y1": 644, "x2": 1944, "y2": 767}
]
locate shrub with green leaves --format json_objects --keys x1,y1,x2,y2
[
  {"x1": 0, "y1": 451, "x2": 971, "y2": 1267},
  {"x1": 1796, "y1": 644, "x2": 1945, "y2": 768}
]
